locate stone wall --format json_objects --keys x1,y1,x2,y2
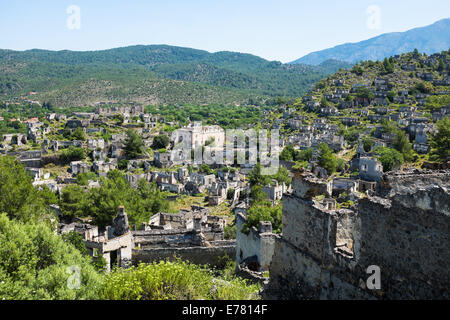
[
  {"x1": 132, "y1": 241, "x2": 236, "y2": 267},
  {"x1": 235, "y1": 213, "x2": 276, "y2": 271},
  {"x1": 263, "y1": 170, "x2": 450, "y2": 300},
  {"x1": 133, "y1": 229, "x2": 205, "y2": 248}
]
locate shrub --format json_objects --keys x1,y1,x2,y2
[
  {"x1": 101, "y1": 260, "x2": 260, "y2": 300},
  {"x1": 60, "y1": 146, "x2": 85, "y2": 164},
  {"x1": 0, "y1": 214, "x2": 103, "y2": 300}
]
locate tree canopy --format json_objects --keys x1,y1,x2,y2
[
  {"x1": 318, "y1": 143, "x2": 338, "y2": 175},
  {"x1": 124, "y1": 130, "x2": 144, "y2": 159},
  {"x1": 429, "y1": 117, "x2": 450, "y2": 162},
  {"x1": 0, "y1": 214, "x2": 102, "y2": 299}
]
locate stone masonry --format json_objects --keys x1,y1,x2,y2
[{"x1": 263, "y1": 170, "x2": 449, "y2": 300}]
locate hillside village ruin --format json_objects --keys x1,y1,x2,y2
[{"x1": 1, "y1": 50, "x2": 449, "y2": 299}]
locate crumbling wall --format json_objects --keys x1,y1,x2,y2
[
  {"x1": 132, "y1": 241, "x2": 236, "y2": 267},
  {"x1": 133, "y1": 229, "x2": 205, "y2": 248},
  {"x1": 263, "y1": 170, "x2": 450, "y2": 300},
  {"x1": 235, "y1": 213, "x2": 275, "y2": 271}
]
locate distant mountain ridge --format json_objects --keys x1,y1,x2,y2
[
  {"x1": 0, "y1": 45, "x2": 351, "y2": 106},
  {"x1": 290, "y1": 18, "x2": 450, "y2": 65}
]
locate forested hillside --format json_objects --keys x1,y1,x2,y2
[{"x1": 0, "y1": 45, "x2": 350, "y2": 107}]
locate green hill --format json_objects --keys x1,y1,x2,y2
[{"x1": 0, "y1": 45, "x2": 350, "y2": 107}]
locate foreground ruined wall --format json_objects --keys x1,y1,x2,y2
[{"x1": 263, "y1": 170, "x2": 449, "y2": 300}]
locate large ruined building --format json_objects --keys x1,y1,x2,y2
[
  {"x1": 60, "y1": 205, "x2": 234, "y2": 271},
  {"x1": 263, "y1": 170, "x2": 449, "y2": 299}
]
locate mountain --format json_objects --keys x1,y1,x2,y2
[
  {"x1": 290, "y1": 18, "x2": 450, "y2": 65},
  {"x1": 0, "y1": 45, "x2": 350, "y2": 107}
]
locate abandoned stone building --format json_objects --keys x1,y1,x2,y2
[
  {"x1": 60, "y1": 205, "x2": 234, "y2": 271},
  {"x1": 263, "y1": 170, "x2": 450, "y2": 300},
  {"x1": 133, "y1": 206, "x2": 234, "y2": 267},
  {"x1": 60, "y1": 206, "x2": 133, "y2": 272}
]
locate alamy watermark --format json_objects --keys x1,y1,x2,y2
[
  {"x1": 66, "y1": 265, "x2": 81, "y2": 290},
  {"x1": 366, "y1": 5, "x2": 381, "y2": 30},
  {"x1": 67, "y1": 5, "x2": 81, "y2": 30},
  {"x1": 170, "y1": 123, "x2": 280, "y2": 175},
  {"x1": 366, "y1": 265, "x2": 381, "y2": 290}
]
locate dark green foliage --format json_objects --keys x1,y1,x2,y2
[
  {"x1": 413, "y1": 82, "x2": 433, "y2": 94},
  {"x1": 387, "y1": 91, "x2": 396, "y2": 102},
  {"x1": 224, "y1": 223, "x2": 236, "y2": 240},
  {"x1": 200, "y1": 164, "x2": 212, "y2": 174},
  {"x1": 362, "y1": 137, "x2": 375, "y2": 152},
  {"x1": 382, "y1": 58, "x2": 395, "y2": 74},
  {"x1": 355, "y1": 86, "x2": 374, "y2": 100},
  {"x1": 124, "y1": 130, "x2": 144, "y2": 159},
  {"x1": 429, "y1": 117, "x2": 450, "y2": 162},
  {"x1": 351, "y1": 65, "x2": 364, "y2": 76},
  {"x1": 295, "y1": 148, "x2": 314, "y2": 162},
  {"x1": 248, "y1": 163, "x2": 270, "y2": 187},
  {"x1": 227, "y1": 188, "x2": 235, "y2": 200},
  {"x1": 0, "y1": 45, "x2": 347, "y2": 106},
  {"x1": 372, "y1": 146, "x2": 404, "y2": 172},
  {"x1": 340, "y1": 125, "x2": 362, "y2": 145},
  {"x1": 271, "y1": 167, "x2": 292, "y2": 185},
  {"x1": 76, "y1": 172, "x2": 98, "y2": 186},
  {"x1": 337, "y1": 158, "x2": 347, "y2": 172},
  {"x1": 380, "y1": 121, "x2": 414, "y2": 161},
  {"x1": 59, "y1": 184, "x2": 89, "y2": 218},
  {"x1": 118, "y1": 159, "x2": 129, "y2": 170},
  {"x1": 318, "y1": 143, "x2": 338, "y2": 174},
  {"x1": 62, "y1": 231, "x2": 88, "y2": 255},
  {"x1": 59, "y1": 171, "x2": 169, "y2": 229},
  {"x1": 60, "y1": 146, "x2": 85, "y2": 164},
  {"x1": 71, "y1": 127, "x2": 86, "y2": 141},
  {"x1": 242, "y1": 201, "x2": 282, "y2": 234},
  {"x1": 148, "y1": 104, "x2": 265, "y2": 128},
  {"x1": 250, "y1": 185, "x2": 267, "y2": 204},
  {"x1": 151, "y1": 135, "x2": 170, "y2": 150},
  {"x1": 393, "y1": 132, "x2": 414, "y2": 162},
  {"x1": 0, "y1": 157, "x2": 54, "y2": 222},
  {"x1": 280, "y1": 144, "x2": 295, "y2": 161}
]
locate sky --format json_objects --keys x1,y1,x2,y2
[{"x1": 0, "y1": 0, "x2": 449, "y2": 63}]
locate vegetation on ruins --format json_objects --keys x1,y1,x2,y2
[
  {"x1": 59, "y1": 170, "x2": 169, "y2": 228},
  {"x1": 151, "y1": 134, "x2": 170, "y2": 150},
  {"x1": 59, "y1": 146, "x2": 86, "y2": 164},
  {"x1": 147, "y1": 104, "x2": 267, "y2": 128},
  {"x1": 0, "y1": 156, "x2": 260, "y2": 300},
  {"x1": 124, "y1": 129, "x2": 145, "y2": 159},
  {"x1": 372, "y1": 146, "x2": 404, "y2": 172},
  {"x1": 318, "y1": 143, "x2": 338, "y2": 175},
  {"x1": 242, "y1": 201, "x2": 282, "y2": 235},
  {"x1": 280, "y1": 144, "x2": 314, "y2": 162}
]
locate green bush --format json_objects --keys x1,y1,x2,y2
[
  {"x1": 373, "y1": 146, "x2": 404, "y2": 172},
  {"x1": 101, "y1": 260, "x2": 260, "y2": 300},
  {"x1": 0, "y1": 214, "x2": 103, "y2": 300},
  {"x1": 60, "y1": 146, "x2": 85, "y2": 164}
]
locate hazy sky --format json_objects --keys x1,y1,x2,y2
[{"x1": 0, "y1": 0, "x2": 449, "y2": 63}]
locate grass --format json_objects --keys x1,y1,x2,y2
[{"x1": 167, "y1": 195, "x2": 207, "y2": 213}]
